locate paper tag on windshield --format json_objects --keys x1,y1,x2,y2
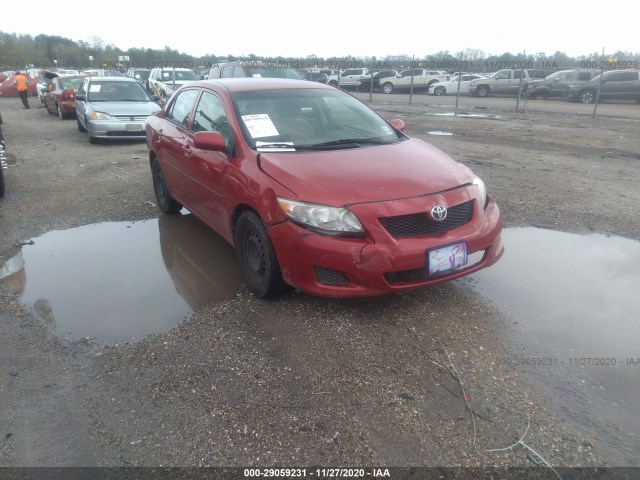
[
  {"x1": 89, "y1": 84, "x2": 101, "y2": 92},
  {"x1": 242, "y1": 114, "x2": 279, "y2": 138}
]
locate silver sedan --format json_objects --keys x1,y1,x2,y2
[{"x1": 75, "y1": 76, "x2": 161, "y2": 144}]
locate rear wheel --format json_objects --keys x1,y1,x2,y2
[
  {"x1": 151, "y1": 157, "x2": 181, "y2": 214},
  {"x1": 578, "y1": 90, "x2": 596, "y2": 104},
  {"x1": 234, "y1": 211, "x2": 286, "y2": 298},
  {"x1": 382, "y1": 82, "x2": 394, "y2": 94}
]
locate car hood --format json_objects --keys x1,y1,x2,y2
[
  {"x1": 87, "y1": 101, "x2": 161, "y2": 115},
  {"x1": 259, "y1": 138, "x2": 474, "y2": 206}
]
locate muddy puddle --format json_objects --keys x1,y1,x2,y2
[
  {"x1": 0, "y1": 213, "x2": 242, "y2": 344},
  {"x1": 461, "y1": 227, "x2": 640, "y2": 465}
]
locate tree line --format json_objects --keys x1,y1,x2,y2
[{"x1": 1, "y1": 31, "x2": 638, "y2": 74}]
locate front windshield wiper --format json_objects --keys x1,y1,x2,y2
[{"x1": 296, "y1": 137, "x2": 393, "y2": 150}]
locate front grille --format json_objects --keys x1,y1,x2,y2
[
  {"x1": 379, "y1": 200, "x2": 473, "y2": 238},
  {"x1": 315, "y1": 266, "x2": 350, "y2": 285},
  {"x1": 114, "y1": 115, "x2": 149, "y2": 122}
]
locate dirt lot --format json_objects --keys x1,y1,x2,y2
[{"x1": 1, "y1": 91, "x2": 639, "y2": 474}]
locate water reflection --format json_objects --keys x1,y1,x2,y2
[
  {"x1": 0, "y1": 214, "x2": 242, "y2": 343},
  {"x1": 466, "y1": 227, "x2": 640, "y2": 464}
]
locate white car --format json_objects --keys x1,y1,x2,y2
[
  {"x1": 429, "y1": 75, "x2": 488, "y2": 96},
  {"x1": 148, "y1": 68, "x2": 199, "y2": 101}
]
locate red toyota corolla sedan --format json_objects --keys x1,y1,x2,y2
[
  {"x1": 146, "y1": 78, "x2": 503, "y2": 298},
  {"x1": 43, "y1": 74, "x2": 91, "y2": 119}
]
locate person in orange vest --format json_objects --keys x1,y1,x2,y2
[{"x1": 14, "y1": 71, "x2": 30, "y2": 109}]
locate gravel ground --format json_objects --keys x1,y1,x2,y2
[{"x1": 1, "y1": 93, "x2": 639, "y2": 473}]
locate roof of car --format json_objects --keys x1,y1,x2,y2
[
  {"x1": 88, "y1": 76, "x2": 139, "y2": 82},
  {"x1": 188, "y1": 78, "x2": 334, "y2": 93}
]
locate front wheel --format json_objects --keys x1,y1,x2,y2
[
  {"x1": 77, "y1": 118, "x2": 87, "y2": 132},
  {"x1": 433, "y1": 85, "x2": 446, "y2": 96},
  {"x1": 234, "y1": 211, "x2": 286, "y2": 298},
  {"x1": 476, "y1": 86, "x2": 489, "y2": 97},
  {"x1": 382, "y1": 82, "x2": 394, "y2": 94},
  {"x1": 151, "y1": 157, "x2": 181, "y2": 214},
  {"x1": 578, "y1": 90, "x2": 595, "y2": 104}
]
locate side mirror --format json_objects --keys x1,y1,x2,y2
[
  {"x1": 75, "y1": 94, "x2": 86, "y2": 101},
  {"x1": 193, "y1": 131, "x2": 226, "y2": 151},
  {"x1": 389, "y1": 119, "x2": 405, "y2": 132}
]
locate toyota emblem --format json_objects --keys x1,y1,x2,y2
[{"x1": 431, "y1": 205, "x2": 447, "y2": 221}]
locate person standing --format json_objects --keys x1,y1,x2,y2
[{"x1": 14, "y1": 71, "x2": 30, "y2": 109}]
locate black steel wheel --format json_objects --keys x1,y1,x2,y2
[{"x1": 234, "y1": 211, "x2": 286, "y2": 298}]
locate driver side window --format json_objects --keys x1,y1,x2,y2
[
  {"x1": 166, "y1": 89, "x2": 199, "y2": 128},
  {"x1": 193, "y1": 91, "x2": 234, "y2": 153}
]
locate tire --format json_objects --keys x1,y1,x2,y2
[
  {"x1": 434, "y1": 85, "x2": 446, "y2": 96},
  {"x1": 382, "y1": 82, "x2": 394, "y2": 94},
  {"x1": 151, "y1": 157, "x2": 181, "y2": 214},
  {"x1": 578, "y1": 90, "x2": 595, "y2": 104},
  {"x1": 57, "y1": 105, "x2": 66, "y2": 120},
  {"x1": 234, "y1": 211, "x2": 286, "y2": 298},
  {"x1": 77, "y1": 118, "x2": 87, "y2": 132},
  {"x1": 0, "y1": 167, "x2": 5, "y2": 199},
  {"x1": 328, "y1": 81, "x2": 338, "y2": 87},
  {"x1": 476, "y1": 86, "x2": 489, "y2": 97}
]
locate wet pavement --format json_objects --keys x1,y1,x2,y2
[
  {"x1": 2, "y1": 220, "x2": 639, "y2": 463},
  {"x1": 463, "y1": 227, "x2": 640, "y2": 465}
]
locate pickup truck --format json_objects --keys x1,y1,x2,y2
[
  {"x1": 380, "y1": 69, "x2": 450, "y2": 94},
  {"x1": 327, "y1": 68, "x2": 370, "y2": 89},
  {"x1": 468, "y1": 69, "x2": 547, "y2": 97}
]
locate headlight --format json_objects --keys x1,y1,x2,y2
[
  {"x1": 277, "y1": 198, "x2": 365, "y2": 237},
  {"x1": 89, "y1": 111, "x2": 114, "y2": 120},
  {"x1": 473, "y1": 176, "x2": 488, "y2": 208}
]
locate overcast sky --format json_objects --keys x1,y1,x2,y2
[{"x1": 1, "y1": 1, "x2": 637, "y2": 60}]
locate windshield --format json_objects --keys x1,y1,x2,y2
[
  {"x1": 232, "y1": 88, "x2": 403, "y2": 151},
  {"x1": 246, "y1": 68, "x2": 301, "y2": 79},
  {"x1": 60, "y1": 77, "x2": 85, "y2": 91},
  {"x1": 87, "y1": 81, "x2": 154, "y2": 102},
  {"x1": 161, "y1": 70, "x2": 198, "y2": 81}
]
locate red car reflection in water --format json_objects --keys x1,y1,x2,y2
[{"x1": 146, "y1": 78, "x2": 503, "y2": 298}]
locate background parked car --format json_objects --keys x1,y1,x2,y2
[
  {"x1": 43, "y1": 73, "x2": 91, "y2": 119},
  {"x1": 327, "y1": 68, "x2": 370, "y2": 89},
  {"x1": 428, "y1": 74, "x2": 487, "y2": 95},
  {"x1": 148, "y1": 68, "x2": 199, "y2": 101},
  {"x1": 208, "y1": 62, "x2": 302, "y2": 80},
  {"x1": 357, "y1": 70, "x2": 398, "y2": 91},
  {"x1": 468, "y1": 69, "x2": 547, "y2": 97},
  {"x1": 126, "y1": 68, "x2": 152, "y2": 91},
  {"x1": 301, "y1": 70, "x2": 328, "y2": 84},
  {"x1": 380, "y1": 69, "x2": 449, "y2": 94},
  {"x1": 567, "y1": 70, "x2": 640, "y2": 103},
  {"x1": 526, "y1": 69, "x2": 599, "y2": 99},
  {"x1": 75, "y1": 76, "x2": 161, "y2": 144}
]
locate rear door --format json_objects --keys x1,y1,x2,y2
[{"x1": 155, "y1": 88, "x2": 200, "y2": 202}]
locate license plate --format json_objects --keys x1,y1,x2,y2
[
  {"x1": 126, "y1": 123, "x2": 142, "y2": 132},
  {"x1": 427, "y1": 241, "x2": 468, "y2": 277}
]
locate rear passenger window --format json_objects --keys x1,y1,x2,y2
[{"x1": 221, "y1": 66, "x2": 234, "y2": 78}]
